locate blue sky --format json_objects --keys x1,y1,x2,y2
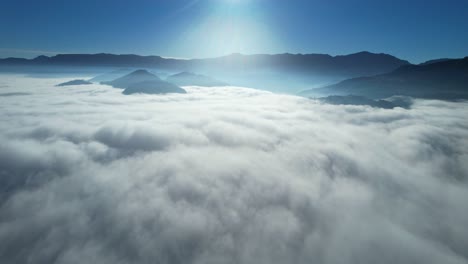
[{"x1": 1, "y1": 0, "x2": 467, "y2": 63}]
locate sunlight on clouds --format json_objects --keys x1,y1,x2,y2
[{"x1": 0, "y1": 75, "x2": 468, "y2": 264}]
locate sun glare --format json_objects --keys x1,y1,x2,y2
[{"x1": 173, "y1": 0, "x2": 280, "y2": 57}]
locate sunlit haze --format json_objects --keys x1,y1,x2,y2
[{"x1": 1, "y1": 0, "x2": 468, "y2": 62}]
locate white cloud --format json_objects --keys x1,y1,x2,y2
[{"x1": 0, "y1": 75, "x2": 467, "y2": 264}]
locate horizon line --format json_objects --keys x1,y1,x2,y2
[{"x1": 1, "y1": 50, "x2": 465, "y2": 64}]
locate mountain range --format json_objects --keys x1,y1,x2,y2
[
  {"x1": 0, "y1": 52, "x2": 408, "y2": 76},
  {"x1": 2, "y1": 52, "x2": 467, "y2": 99},
  {"x1": 303, "y1": 57, "x2": 468, "y2": 100},
  {"x1": 318, "y1": 95, "x2": 403, "y2": 109},
  {"x1": 0, "y1": 52, "x2": 409, "y2": 91}
]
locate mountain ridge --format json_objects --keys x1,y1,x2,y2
[
  {"x1": 0, "y1": 51, "x2": 409, "y2": 76},
  {"x1": 302, "y1": 57, "x2": 468, "y2": 100},
  {"x1": 4, "y1": 52, "x2": 464, "y2": 94}
]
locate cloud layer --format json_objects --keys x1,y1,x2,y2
[{"x1": 1, "y1": 75, "x2": 468, "y2": 264}]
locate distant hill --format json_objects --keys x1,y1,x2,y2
[
  {"x1": 99, "y1": 69, "x2": 186, "y2": 95},
  {"x1": 166, "y1": 72, "x2": 228, "y2": 87},
  {"x1": 419, "y1": 58, "x2": 454, "y2": 65},
  {"x1": 29, "y1": 54, "x2": 168, "y2": 67},
  {"x1": 302, "y1": 57, "x2": 468, "y2": 100},
  {"x1": 318, "y1": 95, "x2": 397, "y2": 109},
  {"x1": 56, "y1": 79, "x2": 92, "y2": 86},
  {"x1": 122, "y1": 81, "x2": 186, "y2": 95},
  {"x1": 102, "y1": 69, "x2": 161, "y2": 89}
]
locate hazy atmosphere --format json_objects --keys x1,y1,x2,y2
[
  {"x1": 2, "y1": 0, "x2": 468, "y2": 62},
  {"x1": 1, "y1": 1, "x2": 467, "y2": 264}
]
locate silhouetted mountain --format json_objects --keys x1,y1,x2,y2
[
  {"x1": 317, "y1": 95, "x2": 397, "y2": 109},
  {"x1": 0, "y1": 57, "x2": 29, "y2": 64},
  {"x1": 89, "y1": 68, "x2": 133, "y2": 83},
  {"x1": 166, "y1": 72, "x2": 228, "y2": 87},
  {"x1": 302, "y1": 57, "x2": 468, "y2": 100},
  {"x1": 419, "y1": 58, "x2": 454, "y2": 65},
  {"x1": 0, "y1": 52, "x2": 408, "y2": 72},
  {"x1": 56, "y1": 79, "x2": 92, "y2": 86},
  {"x1": 32, "y1": 54, "x2": 169, "y2": 67},
  {"x1": 100, "y1": 69, "x2": 186, "y2": 95},
  {"x1": 202, "y1": 51, "x2": 408, "y2": 74},
  {"x1": 122, "y1": 81, "x2": 186, "y2": 95},
  {"x1": 33, "y1": 55, "x2": 50, "y2": 63},
  {"x1": 102, "y1": 69, "x2": 161, "y2": 89}
]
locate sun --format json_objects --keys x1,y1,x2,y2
[{"x1": 170, "y1": 0, "x2": 280, "y2": 57}]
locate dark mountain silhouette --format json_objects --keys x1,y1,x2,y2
[
  {"x1": 317, "y1": 95, "x2": 397, "y2": 109},
  {"x1": 122, "y1": 81, "x2": 186, "y2": 95},
  {"x1": 0, "y1": 57, "x2": 29, "y2": 64},
  {"x1": 102, "y1": 69, "x2": 161, "y2": 89},
  {"x1": 302, "y1": 57, "x2": 468, "y2": 100},
  {"x1": 56, "y1": 79, "x2": 92, "y2": 86},
  {"x1": 191, "y1": 51, "x2": 409, "y2": 76},
  {"x1": 419, "y1": 58, "x2": 454, "y2": 65},
  {"x1": 0, "y1": 52, "x2": 408, "y2": 74},
  {"x1": 31, "y1": 54, "x2": 169, "y2": 67},
  {"x1": 100, "y1": 69, "x2": 186, "y2": 95},
  {"x1": 166, "y1": 72, "x2": 228, "y2": 87}
]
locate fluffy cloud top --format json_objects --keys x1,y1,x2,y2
[{"x1": 0, "y1": 75, "x2": 468, "y2": 264}]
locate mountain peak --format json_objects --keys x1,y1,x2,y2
[
  {"x1": 342, "y1": 51, "x2": 396, "y2": 58},
  {"x1": 130, "y1": 69, "x2": 153, "y2": 75},
  {"x1": 33, "y1": 55, "x2": 49, "y2": 60},
  {"x1": 102, "y1": 69, "x2": 161, "y2": 89}
]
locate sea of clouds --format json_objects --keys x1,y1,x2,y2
[{"x1": 0, "y1": 74, "x2": 468, "y2": 264}]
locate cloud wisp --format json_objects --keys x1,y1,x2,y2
[{"x1": 0, "y1": 76, "x2": 468, "y2": 264}]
